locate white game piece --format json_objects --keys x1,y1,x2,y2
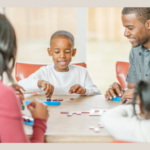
[
  {"x1": 99, "y1": 124, "x2": 104, "y2": 128},
  {"x1": 89, "y1": 126, "x2": 94, "y2": 129},
  {"x1": 94, "y1": 127, "x2": 100, "y2": 132},
  {"x1": 98, "y1": 122, "x2": 102, "y2": 125},
  {"x1": 76, "y1": 111, "x2": 82, "y2": 115},
  {"x1": 67, "y1": 112, "x2": 74, "y2": 116}
]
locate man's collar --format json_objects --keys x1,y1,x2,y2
[{"x1": 141, "y1": 45, "x2": 150, "y2": 51}]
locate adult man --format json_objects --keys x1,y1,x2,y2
[{"x1": 105, "y1": 8, "x2": 150, "y2": 104}]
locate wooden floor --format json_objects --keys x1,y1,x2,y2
[{"x1": 23, "y1": 94, "x2": 120, "y2": 143}]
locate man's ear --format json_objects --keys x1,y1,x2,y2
[
  {"x1": 47, "y1": 48, "x2": 52, "y2": 56},
  {"x1": 72, "y1": 48, "x2": 76, "y2": 57},
  {"x1": 146, "y1": 20, "x2": 150, "y2": 30}
]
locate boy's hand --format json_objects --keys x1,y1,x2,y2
[
  {"x1": 11, "y1": 84, "x2": 25, "y2": 101},
  {"x1": 27, "y1": 99, "x2": 49, "y2": 120},
  {"x1": 121, "y1": 89, "x2": 134, "y2": 104},
  {"x1": 69, "y1": 84, "x2": 86, "y2": 95},
  {"x1": 105, "y1": 82, "x2": 125, "y2": 100},
  {"x1": 38, "y1": 80, "x2": 54, "y2": 98}
]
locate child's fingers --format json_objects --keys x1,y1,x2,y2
[
  {"x1": 17, "y1": 89, "x2": 25, "y2": 100},
  {"x1": 19, "y1": 85, "x2": 26, "y2": 92},
  {"x1": 68, "y1": 85, "x2": 75, "y2": 94},
  {"x1": 27, "y1": 99, "x2": 38, "y2": 108},
  {"x1": 72, "y1": 84, "x2": 80, "y2": 93},
  {"x1": 45, "y1": 84, "x2": 50, "y2": 95},
  {"x1": 43, "y1": 84, "x2": 47, "y2": 91},
  {"x1": 28, "y1": 105, "x2": 34, "y2": 113},
  {"x1": 49, "y1": 86, "x2": 54, "y2": 98},
  {"x1": 76, "y1": 87, "x2": 82, "y2": 94},
  {"x1": 45, "y1": 84, "x2": 54, "y2": 98}
]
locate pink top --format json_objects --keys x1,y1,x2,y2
[{"x1": 0, "y1": 81, "x2": 47, "y2": 143}]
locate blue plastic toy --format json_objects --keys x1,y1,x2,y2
[
  {"x1": 23, "y1": 116, "x2": 34, "y2": 126},
  {"x1": 25, "y1": 100, "x2": 60, "y2": 106},
  {"x1": 111, "y1": 96, "x2": 132, "y2": 104},
  {"x1": 23, "y1": 120, "x2": 34, "y2": 126}
]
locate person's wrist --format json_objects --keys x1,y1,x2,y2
[
  {"x1": 121, "y1": 88, "x2": 125, "y2": 95},
  {"x1": 38, "y1": 80, "x2": 44, "y2": 88}
]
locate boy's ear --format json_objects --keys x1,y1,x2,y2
[
  {"x1": 72, "y1": 48, "x2": 76, "y2": 57},
  {"x1": 47, "y1": 48, "x2": 52, "y2": 56}
]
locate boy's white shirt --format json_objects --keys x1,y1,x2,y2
[
  {"x1": 18, "y1": 64, "x2": 101, "y2": 95},
  {"x1": 101, "y1": 104, "x2": 150, "y2": 143}
]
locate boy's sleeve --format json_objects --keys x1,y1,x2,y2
[
  {"x1": 126, "y1": 47, "x2": 138, "y2": 83},
  {"x1": 84, "y1": 70, "x2": 101, "y2": 95},
  {"x1": 18, "y1": 67, "x2": 46, "y2": 93},
  {"x1": 101, "y1": 105, "x2": 150, "y2": 143}
]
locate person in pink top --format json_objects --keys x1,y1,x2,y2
[{"x1": 0, "y1": 14, "x2": 49, "y2": 143}]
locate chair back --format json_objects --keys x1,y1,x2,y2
[
  {"x1": 15, "y1": 62, "x2": 87, "y2": 81},
  {"x1": 116, "y1": 61, "x2": 130, "y2": 89}
]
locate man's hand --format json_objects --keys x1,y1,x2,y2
[
  {"x1": 105, "y1": 82, "x2": 124, "y2": 100},
  {"x1": 11, "y1": 84, "x2": 25, "y2": 101},
  {"x1": 69, "y1": 84, "x2": 86, "y2": 95},
  {"x1": 38, "y1": 80, "x2": 54, "y2": 98},
  {"x1": 121, "y1": 89, "x2": 134, "y2": 104}
]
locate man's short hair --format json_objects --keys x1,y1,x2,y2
[
  {"x1": 122, "y1": 7, "x2": 150, "y2": 23},
  {"x1": 50, "y1": 30, "x2": 74, "y2": 47}
]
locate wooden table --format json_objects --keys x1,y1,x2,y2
[{"x1": 23, "y1": 94, "x2": 120, "y2": 143}]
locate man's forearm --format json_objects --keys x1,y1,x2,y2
[{"x1": 127, "y1": 82, "x2": 136, "y2": 89}]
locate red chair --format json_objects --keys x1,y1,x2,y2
[
  {"x1": 112, "y1": 139, "x2": 133, "y2": 143},
  {"x1": 15, "y1": 62, "x2": 87, "y2": 82},
  {"x1": 116, "y1": 61, "x2": 130, "y2": 89}
]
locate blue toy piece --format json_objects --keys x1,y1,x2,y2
[
  {"x1": 111, "y1": 96, "x2": 121, "y2": 102},
  {"x1": 25, "y1": 100, "x2": 60, "y2": 106},
  {"x1": 23, "y1": 120, "x2": 34, "y2": 126},
  {"x1": 23, "y1": 116, "x2": 34, "y2": 126},
  {"x1": 111, "y1": 96, "x2": 132, "y2": 104}
]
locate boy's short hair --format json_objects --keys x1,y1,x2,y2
[{"x1": 50, "y1": 30, "x2": 74, "y2": 47}]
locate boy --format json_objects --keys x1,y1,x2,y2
[{"x1": 18, "y1": 30, "x2": 101, "y2": 98}]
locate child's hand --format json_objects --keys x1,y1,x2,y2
[
  {"x1": 27, "y1": 99, "x2": 49, "y2": 120},
  {"x1": 11, "y1": 84, "x2": 25, "y2": 101},
  {"x1": 38, "y1": 80, "x2": 54, "y2": 98},
  {"x1": 68, "y1": 84, "x2": 86, "y2": 95}
]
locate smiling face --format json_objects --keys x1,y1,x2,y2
[
  {"x1": 47, "y1": 37, "x2": 76, "y2": 72},
  {"x1": 122, "y1": 14, "x2": 150, "y2": 47}
]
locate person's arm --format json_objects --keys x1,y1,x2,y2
[
  {"x1": 29, "y1": 118, "x2": 47, "y2": 143},
  {"x1": 18, "y1": 67, "x2": 47, "y2": 93},
  {"x1": 0, "y1": 87, "x2": 46, "y2": 143},
  {"x1": 121, "y1": 48, "x2": 137, "y2": 103},
  {"x1": 126, "y1": 47, "x2": 138, "y2": 84},
  {"x1": 127, "y1": 82, "x2": 136, "y2": 89},
  {"x1": 101, "y1": 105, "x2": 150, "y2": 143},
  {"x1": 84, "y1": 70, "x2": 101, "y2": 95},
  {"x1": 68, "y1": 69, "x2": 101, "y2": 96}
]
